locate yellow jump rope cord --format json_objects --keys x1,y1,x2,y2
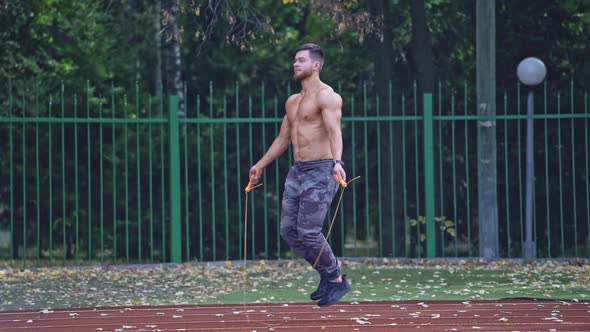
[
  {"x1": 243, "y1": 180, "x2": 279, "y2": 327},
  {"x1": 312, "y1": 175, "x2": 361, "y2": 269}
]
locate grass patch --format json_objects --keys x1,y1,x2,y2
[
  {"x1": 1, "y1": 259, "x2": 589, "y2": 310},
  {"x1": 204, "y1": 259, "x2": 590, "y2": 304}
]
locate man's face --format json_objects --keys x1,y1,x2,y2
[{"x1": 293, "y1": 50, "x2": 317, "y2": 81}]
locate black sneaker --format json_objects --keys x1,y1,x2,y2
[
  {"x1": 317, "y1": 275, "x2": 351, "y2": 307},
  {"x1": 310, "y1": 276, "x2": 328, "y2": 301}
]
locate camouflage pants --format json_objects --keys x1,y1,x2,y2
[{"x1": 280, "y1": 159, "x2": 341, "y2": 280}]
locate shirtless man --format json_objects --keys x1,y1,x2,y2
[{"x1": 249, "y1": 43, "x2": 351, "y2": 306}]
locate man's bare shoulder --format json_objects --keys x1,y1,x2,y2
[
  {"x1": 286, "y1": 93, "x2": 301, "y2": 107},
  {"x1": 317, "y1": 86, "x2": 342, "y2": 109}
]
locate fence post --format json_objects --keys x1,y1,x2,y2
[
  {"x1": 423, "y1": 93, "x2": 436, "y2": 257},
  {"x1": 168, "y1": 96, "x2": 182, "y2": 262}
]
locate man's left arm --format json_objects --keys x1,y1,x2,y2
[{"x1": 319, "y1": 91, "x2": 346, "y2": 181}]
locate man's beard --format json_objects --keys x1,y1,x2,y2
[{"x1": 294, "y1": 69, "x2": 312, "y2": 81}]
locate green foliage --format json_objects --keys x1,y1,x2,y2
[
  {"x1": 2, "y1": 0, "x2": 590, "y2": 262},
  {"x1": 3, "y1": 0, "x2": 590, "y2": 97},
  {"x1": 408, "y1": 215, "x2": 456, "y2": 243}
]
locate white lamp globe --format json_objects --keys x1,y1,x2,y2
[{"x1": 517, "y1": 57, "x2": 546, "y2": 86}]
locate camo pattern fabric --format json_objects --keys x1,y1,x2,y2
[{"x1": 280, "y1": 159, "x2": 341, "y2": 280}]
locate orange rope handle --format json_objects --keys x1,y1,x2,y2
[
  {"x1": 334, "y1": 175, "x2": 348, "y2": 188},
  {"x1": 244, "y1": 180, "x2": 262, "y2": 193},
  {"x1": 335, "y1": 175, "x2": 361, "y2": 188}
]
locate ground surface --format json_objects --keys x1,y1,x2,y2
[
  {"x1": 2, "y1": 259, "x2": 590, "y2": 331},
  {"x1": 2, "y1": 259, "x2": 590, "y2": 310},
  {"x1": 1, "y1": 299, "x2": 589, "y2": 331}
]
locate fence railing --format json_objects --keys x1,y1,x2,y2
[{"x1": 1, "y1": 80, "x2": 589, "y2": 267}]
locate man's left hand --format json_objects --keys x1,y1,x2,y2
[{"x1": 333, "y1": 163, "x2": 346, "y2": 182}]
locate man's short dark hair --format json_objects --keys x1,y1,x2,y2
[{"x1": 295, "y1": 43, "x2": 324, "y2": 69}]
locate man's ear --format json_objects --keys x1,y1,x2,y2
[{"x1": 313, "y1": 61, "x2": 321, "y2": 71}]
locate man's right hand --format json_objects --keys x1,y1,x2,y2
[{"x1": 249, "y1": 164, "x2": 263, "y2": 185}]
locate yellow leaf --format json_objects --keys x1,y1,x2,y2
[{"x1": 225, "y1": 260, "x2": 232, "y2": 267}]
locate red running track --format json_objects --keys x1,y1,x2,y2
[{"x1": 1, "y1": 300, "x2": 589, "y2": 331}]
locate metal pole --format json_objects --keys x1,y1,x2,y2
[
  {"x1": 168, "y1": 96, "x2": 182, "y2": 263},
  {"x1": 524, "y1": 90, "x2": 536, "y2": 259},
  {"x1": 423, "y1": 93, "x2": 436, "y2": 257}
]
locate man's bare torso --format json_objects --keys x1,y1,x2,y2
[
  {"x1": 248, "y1": 47, "x2": 345, "y2": 185},
  {"x1": 286, "y1": 84, "x2": 338, "y2": 161}
]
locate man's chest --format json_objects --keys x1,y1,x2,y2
[{"x1": 287, "y1": 96, "x2": 322, "y2": 123}]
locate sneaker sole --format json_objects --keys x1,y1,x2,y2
[{"x1": 317, "y1": 283, "x2": 351, "y2": 307}]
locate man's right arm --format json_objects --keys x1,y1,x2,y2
[
  {"x1": 249, "y1": 114, "x2": 291, "y2": 183},
  {"x1": 255, "y1": 114, "x2": 291, "y2": 168}
]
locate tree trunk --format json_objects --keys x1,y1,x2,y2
[
  {"x1": 162, "y1": 0, "x2": 184, "y2": 116},
  {"x1": 476, "y1": 0, "x2": 498, "y2": 259},
  {"x1": 366, "y1": 0, "x2": 404, "y2": 257},
  {"x1": 154, "y1": 0, "x2": 162, "y2": 95},
  {"x1": 296, "y1": 4, "x2": 309, "y2": 38},
  {"x1": 369, "y1": 0, "x2": 395, "y2": 102},
  {"x1": 409, "y1": 0, "x2": 434, "y2": 94}
]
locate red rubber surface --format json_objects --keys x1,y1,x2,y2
[{"x1": 1, "y1": 300, "x2": 589, "y2": 331}]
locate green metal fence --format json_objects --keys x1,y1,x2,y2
[{"x1": 1, "y1": 80, "x2": 589, "y2": 267}]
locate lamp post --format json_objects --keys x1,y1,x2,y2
[{"x1": 517, "y1": 57, "x2": 546, "y2": 259}]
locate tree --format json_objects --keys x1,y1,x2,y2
[
  {"x1": 476, "y1": 0, "x2": 498, "y2": 259},
  {"x1": 162, "y1": 0, "x2": 184, "y2": 115},
  {"x1": 409, "y1": 0, "x2": 435, "y2": 94},
  {"x1": 153, "y1": 0, "x2": 162, "y2": 95}
]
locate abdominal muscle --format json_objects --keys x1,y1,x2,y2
[{"x1": 291, "y1": 119, "x2": 333, "y2": 161}]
